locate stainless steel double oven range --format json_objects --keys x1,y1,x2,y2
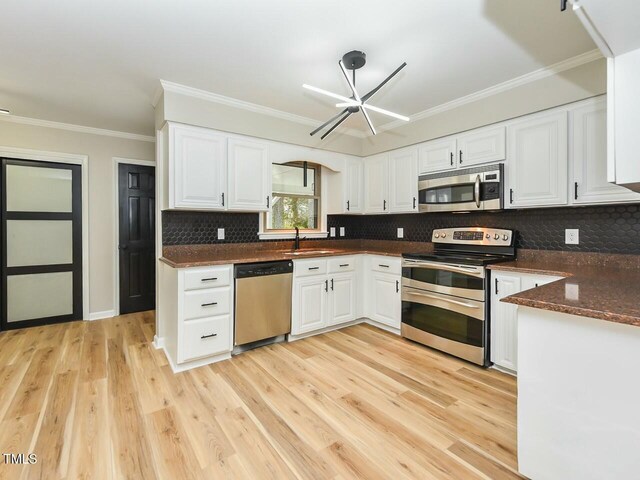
[{"x1": 401, "y1": 227, "x2": 515, "y2": 366}]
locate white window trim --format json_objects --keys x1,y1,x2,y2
[{"x1": 259, "y1": 165, "x2": 329, "y2": 240}]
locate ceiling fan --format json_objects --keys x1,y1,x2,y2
[{"x1": 303, "y1": 50, "x2": 409, "y2": 139}]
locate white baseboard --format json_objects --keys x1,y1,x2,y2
[
  {"x1": 153, "y1": 335, "x2": 165, "y2": 349},
  {"x1": 363, "y1": 318, "x2": 401, "y2": 336},
  {"x1": 164, "y1": 347, "x2": 231, "y2": 374},
  {"x1": 88, "y1": 310, "x2": 117, "y2": 321},
  {"x1": 287, "y1": 319, "x2": 362, "y2": 342}
]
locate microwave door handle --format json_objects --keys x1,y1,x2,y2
[
  {"x1": 474, "y1": 174, "x2": 481, "y2": 208},
  {"x1": 407, "y1": 290, "x2": 481, "y2": 310}
]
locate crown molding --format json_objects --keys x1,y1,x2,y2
[
  {"x1": 158, "y1": 80, "x2": 368, "y2": 139},
  {"x1": 374, "y1": 49, "x2": 604, "y2": 134},
  {"x1": 0, "y1": 114, "x2": 156, "y2": 143}
]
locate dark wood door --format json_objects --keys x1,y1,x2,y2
[{"x1": 119, "y1": 164, "x2": 155, "y2": 314}]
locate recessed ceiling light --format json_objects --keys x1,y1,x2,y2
[{"x1": 0, "y1": 108, "x2": 10, "y2": 115}]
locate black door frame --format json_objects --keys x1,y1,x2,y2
[
  {"x1": 1, "y1": 158, "x2": 83, "y2": 330},
  {"x1": 116, "y1": 161, "x2": 156, "y2": 315}
]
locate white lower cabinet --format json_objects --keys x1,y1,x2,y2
[
  {"x1": 365, "y1": 255, "x2": 402, "y2": 330},
  {"x1": 490, "y1": 271, "x2": 563, "y2": 373},
  {"x1": 291, "y1": 257, "x2": 358, "y2": 336},
  {"x1": 158, "y1": 263, "x2": 234, "y2": 371}
]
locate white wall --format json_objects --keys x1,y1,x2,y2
[{"x1": 0, "y1": 120, "x2": 155, "y2": 318}]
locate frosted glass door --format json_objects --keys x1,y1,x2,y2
[{"x1": 1, "y1": 158, "x2": 82, "y2": 329}]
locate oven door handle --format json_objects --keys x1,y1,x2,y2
[
  {"x1": 474, "y1": 174, "x2": 481, "y2": 208},
  {"x1": 406, "y1": 290, "x2": 481, "y2": 309},
  {"x1": 401, "y1": 259, "x2": 484, "y2": 277}
]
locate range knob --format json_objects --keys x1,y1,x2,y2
[
  {"x1": 503, "y1": 234, "x2": 509, "y2": 241},
  {"x1": 494, "y1": 233, "x2": 500, "y2": 240},
  {"x1": 434, "y1": 233, "x2": 440, "y2": 238},
  {"x1": 485, "y1": 234, "x2": 491, "y2": 239},
  {"x1": 441, "y1": 233, "x2": 447, "y2": 238}
]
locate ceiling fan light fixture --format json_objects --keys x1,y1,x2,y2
[{"x1": 304, "y1": 51, "x2": 409, "y2": 139}]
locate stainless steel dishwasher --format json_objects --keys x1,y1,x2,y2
[{"x1": 234, "y1": 261, "x2": 293, "y2": 350}]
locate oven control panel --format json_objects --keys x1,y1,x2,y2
[{"x1": 432, "y1": 227, "x2": 513, "y2": 246}]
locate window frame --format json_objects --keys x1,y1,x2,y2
[{"x1": 259, "y1": 161, "x2": 329, "y2": 240}]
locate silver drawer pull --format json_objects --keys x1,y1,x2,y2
[
  {"x1": 201, "y1": 302, "x2": 218, "y2": 307},
  {"x1": 201, "y1": 333, "x2": 217, "y2": 339},
  {"x1": 201, "y1": 277, "x2": 218, "y2": 282},
  {"x1": 308, "y1": 266, "x2": 320, "y2": 270},
  {"x1": 339, "y1": 264, "x2": 349, "y2": 267},
  {"x1": 379, "y1": 264, "x2": 390, "y2": 268},
  {"x1": 407, "y1": 290, "x2": 481, "y2": 309}
]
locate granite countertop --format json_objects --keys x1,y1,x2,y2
[
  {"x1": 489, "y1": 250, "x2": 640, "y2": 327},
  {"x1": 160, "y1": 239, "x2": 433, "y2": 268}
]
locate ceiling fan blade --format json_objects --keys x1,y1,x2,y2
[
  {"x1": 362, "y1": 104, "x2": 409, "y2": 122},
  {"x1": 336, "y1": 102, "x2": 360, "y2": 107},
  {"x1": 361, "y1": 108, "x2": 376, "y2": 135},
  {"x1": 338, "y1": 60, "x2": 361, "y2": 102},
  {"x1": 361, "y1": 62, "x2": 407, "y2": 103},
  {"x1": 303, "y1": 84, "x2": 354, "y2": 104},
  {"x1": 320, "y1": 111, "x2": 352, "y2": 140},
  {"x1": 310, "y1": 108, "x2": 349, "y2": 136}
]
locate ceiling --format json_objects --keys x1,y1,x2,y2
[{"x1": 0, "y1": 0, "x2": 595, "y2": 137}]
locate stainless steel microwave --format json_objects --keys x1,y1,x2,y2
[{"x1": 418, "y1": 164, "x2": 504, "y2": 213}]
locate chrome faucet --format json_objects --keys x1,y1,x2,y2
[{"x1": 294, "y1": 227, "x2": 301, "y2": 250}]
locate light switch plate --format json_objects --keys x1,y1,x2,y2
[
  {"x1": 217, "y1": 228, "x2": 225, "y2": 240},
  {"x1": 565, "y1": 229, "x2": 579, "y2": 245},
  {"x1": 397, "y1": 227, "x2": 404, "y2": 238},
  {"x1": 330, "y1": 227, "x2": 336, "y2": 237},
  {"x1": 339, "y1": 227, "x2": 345, "y2": 237}
]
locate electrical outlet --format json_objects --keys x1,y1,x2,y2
[
  {"x1": 565, "y1": 229, "x2": 579, "y2": 245},
  {"x1": 339, "y1": 227, "x2": 345, "y2": 237},
  {"x1": 217, "y1": 228, "x2": 225, "y2": 240},
  {"x1": 397, "y1": 227, "x2": 404, "y2": 238},
  {"x1": 330, "y1": 227, "x2": 336, "y2": 237}
]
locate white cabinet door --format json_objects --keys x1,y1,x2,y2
[
  {"x1": 389, "y1": 148, "x2": 419, "y2": 213},
  {"x1": 570, "y1": 99, "x2": 640, "y2": 204},
  {"x1": 172, "y1": 125, "x2": 227, "y2": 209},
  {"x1": 457, "y1": 125, "x2": 506, "y2": 167},
  {"x1": 328, "y1": 272, "x2": 357, "y2": 326},
  {"x1": 508, "y1": 111, "x2": 568, "y2": 208},
  {"x1": 418, "y1": 137, "x2": 457, "y2": 174},
  {"x1": 370, "y1": 272, "x2": 401, "y2": 329},
  {"x1": 364, "y1": 154, "x2": 389, "y2": 214},
  {"x1": 292, "y1": 276, "x2": 327, "y2": 335},
  {"x1": 344, "y1": 159, "x2": 364, "y2": 213},
  {"x1": 490, "y1": 273, "x2": 521, "y2": 372},
  {"x1": 227, "y1": 138, "x2": 271, "y2": 211}
]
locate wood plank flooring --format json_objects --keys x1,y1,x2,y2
[{"x1": 0, "y1": 312, "x2": 522, "y2": 479}]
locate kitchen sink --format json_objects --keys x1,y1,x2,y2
[{"x1": 282, "y1": 249, "x2": 338, "y2": 256}]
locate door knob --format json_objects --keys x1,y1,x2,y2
[{"x1": 118, "y1": 245, "x2": 128, "y2": 250}]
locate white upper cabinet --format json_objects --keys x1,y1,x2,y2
[
  {"x1": 570, "y1": 98, "x2": 640, "y2": 204},
  {"x1": 507, "y1": 111, "x2": 568, "y2": 208},
  {"x1": 227, "y1": 138, "x2": 271, "y2": 211},
  {"x1": 344, "y1": 159, "x2": 364, "y2": 214},
  {"x1": 169, "y1": 123, "x2": 227, "y2": 210},
  {"x1": 364, "y1": 154, "x2": 390, "y2": 214},
  {"x1": 418, "y1": 137, "x2": 457, "y2": 174},
  {"x1": 457, "y1": 125, "x2": 506, "y2": 167},
  {"x1": 389, "y1": 148, "x2": 419, "y2": 213}
]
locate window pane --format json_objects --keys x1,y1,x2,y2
[
  {"x1": 6, "y1": 165, "x2": 73, "y2": 212},
  {"x1": 269, "y1": 196, "x2": 318, "y2": 229},
  {"x1": 7, "y1": 220, "x2": 73, "y2": 267},
  {"x1": 7, "y1": 272, "x2": 73, "y2": 322},
  {"x1": 272, "y1": 164, "x2": 315, "y2": 195}
]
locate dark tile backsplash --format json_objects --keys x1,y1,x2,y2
[{"x1": 163, "y1": 204, "x2": 640, "y2": 254}]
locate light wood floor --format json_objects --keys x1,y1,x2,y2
[{"x1": 0, "y1": 312, "x2": 522, "y2": 480}]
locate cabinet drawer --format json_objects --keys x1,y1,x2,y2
[
  {"x1": 370, "y1": 256, "x2": 401, "y2": 275},
  {"x1": 183, "y1": 287, "x2": 231, "y2": 320},
  {"x1": 328, "y1": 256, "x2": 357, "y2": 273},
  {"x1": 184, "y1": 266, "x2": 231, "y2": 290},
  {"x1": 180, "y1": 316, "x2": 231, "y2": 363},
  {"x1": 294, "y1": 258, "x2": 327, "y2": 277}
]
